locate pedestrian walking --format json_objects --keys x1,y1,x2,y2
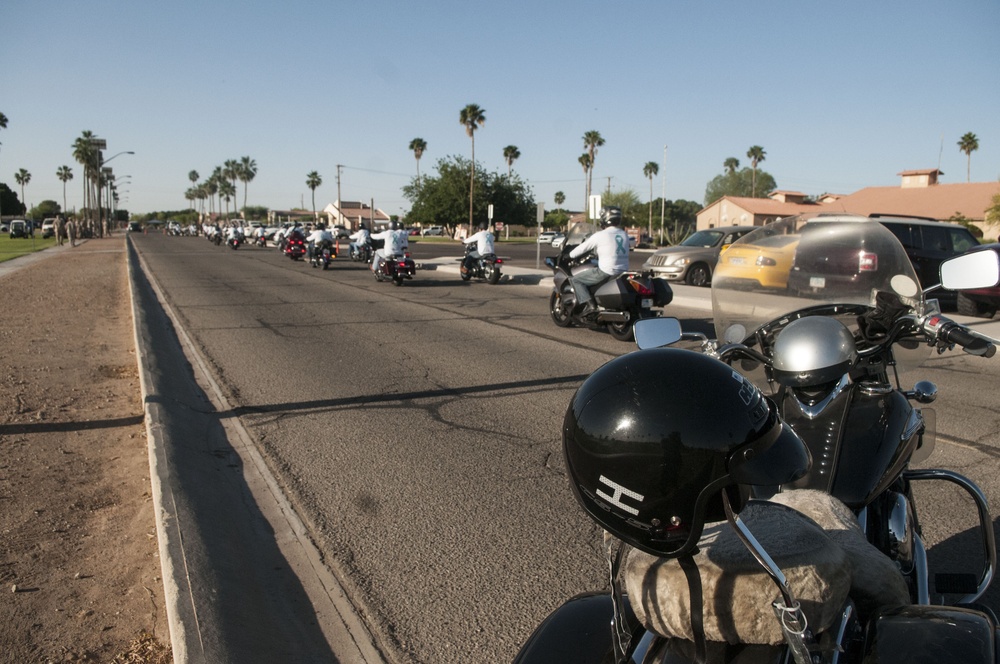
[
  {"x1": 55, "y1": 216, "x2": 65, "y2": 246},
  {"x1": 67, "y1": 219, "x2": 77, "y2": 247}
]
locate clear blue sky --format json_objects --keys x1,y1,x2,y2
[{"x1": 3, "y1": 0, "x2": 998, "y2": 219}]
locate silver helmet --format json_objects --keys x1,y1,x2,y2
[{"x1": 772, "y1": 317, "x2": 858, "y2": 388}]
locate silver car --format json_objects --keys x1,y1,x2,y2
[{"x1": 642, "y1": 225, "x2": 755, "y2": 287}]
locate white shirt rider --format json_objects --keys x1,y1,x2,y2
[
  {"x1": 570, "y1": 225, "x2": 630, "y2": 275},
  {"x1": 463, "y1": 229, "x2": 495, "y2": 256},
  {"x1": 370, "y1": 225, "x2": 410, "y2": 275}
]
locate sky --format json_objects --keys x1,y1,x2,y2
[{"x1": 3, "y1": 0, "x2": 999, "y2": 219}]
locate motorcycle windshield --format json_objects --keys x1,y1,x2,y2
[
  {"x1": 565, "y1": 221, "x2": 599, "y2": 246},
  {"x1": 712, "y1": 214, "x2": 928, "y2": 366}
]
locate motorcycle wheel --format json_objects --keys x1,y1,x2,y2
[
  {"x1": 549, "y1": 291, "x2": 574, "y2": 327},
  {"x1": 393, "y1": 274, "x2": 404, "y2": 286},
  {"x1": 460, "y1": 268, "x2": 472, "y2": 282},
  {"x1": 607, "y1": 319, "x2": 635, "y2": 342},
  {"x1": 487, "y1": 265, "x2": 501, "y2": 285}
]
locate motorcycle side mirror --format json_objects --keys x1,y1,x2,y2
[
  {"x1": 939, "y1": 248, "x2": 1000, "y2": 290},
  {"x1": 634, "y1": 318, "x2": 683, "y2": 349},
  {"x1": 544, "y1": 256, "x2": 556, "y2": 269}
]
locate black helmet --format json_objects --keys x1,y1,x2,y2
[
  {"x1": 389, "y1": 220, "x2": 399, "y2": 230},
  {"x1": 563, "y1": 348, "x2": 810, "y2": 557},
  {"x1": 478, "y1": 222, "x2": 488, "y2": 231},
  {"x1": 600, "y1": 206, "x2": 623, "y2": 228}
]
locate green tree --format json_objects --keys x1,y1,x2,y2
[
  {"x1": 224, "y1": 159, "x2": 240, "y2": 205},
  {"x1": 582, "y1": 130, "x2": 604, "y2": 217},
  {"x1": 984, "y1": 188, "x2": 1000, "y2": 233},
  {"x1": 29, "y1": 199, "x2": 61, "y2": 219},
  {"x1": 238, "y1": 156, "x2": 257, "y2": 211},
  {"x1": 704, "y1": 167, "x2": 777, "y2": 206},
  {"x1": 56, "y1": 165, "x2": 73, "y2": 214},
  {"x1": 600, "y1": 187, "x2": 642, "y2": 228},
  {"x1": 306, "y1": 171, "x2": 322, "y2": 219},
  {"x1": 746, "y1": 145, "x2": 766, "y2": 197},
  {"x1": 73, "y1": 131, "x2": 99, "y2": 227},
  {"x1": 0, "y1": 111, "x2": 7, "y2": 135},
  {"x1": 642, "y1": 161, "x2": 659, "y2": 239},
  {"x1": 14, "y1": 168, "x2": 30, "y2": 210},
  {"x1": 459, "y1": 104, "x2": 486, "y2": 228},
  {"x1": 1, "y1": 182, "x2": 24, "y2": 215},
  {"x1": 724, "y1": 157, "x2": 740, "y2": 174},
  {"x1": 554, "y1": 191, "x2": 565, "y2": 208},
  {"x1": 409, "y1": 138, "x2": 427, "y2": 188},
  {"x1": 402, "y1": 155, "x2": 534, "y2": 234},
  {"x1": 503, "y1": 145, "x2": 520, "y2": 178},
  {"x1": 218, "y1": 179, "x2": 236, "y2": 219},
  {"x1": 958, "y1": 132, "x2": 979, "y2": 182}
]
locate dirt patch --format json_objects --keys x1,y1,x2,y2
[{"x1": 0, "y1": 239, "x2": 171, "y2": 663}]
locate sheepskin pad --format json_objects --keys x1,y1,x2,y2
[
  {"x1": 625, "y1": 499, "x2": 847, "y2": 645},
  {"x1": 624, "y1": 491, "x2": 910, "y2": 646}
]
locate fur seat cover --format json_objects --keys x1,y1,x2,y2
[{"x1": 624, "y1": 490, "x2": 908, "y2": 646}]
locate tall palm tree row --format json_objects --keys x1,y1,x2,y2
[
  {"x1": 409, "y1": 138, "x2": 427, "y2": 189},
  {"x1": 306, "y1": 171, "x2": 322, "y2": 219},
  {"x1": 72, "y1": 131, "x2": 100, "y2": 230},
  {"x1": 957, "y1": 132, "x2": 979, "y2": 183},
  {"x1": 184, "y1": 157, "x2": 257, "y2": 221},
  {"x1": 56, "y1": 165, "x2": 73, "y2": 214},
  {"x1": 747, "y1": 145, "x2": 766, "y2": 197},
  {"x1": 459, "y1": 104, "x2": 486, "y2": 227},
  {"x1": 239, "y1": 156, "x2": 257, "y2": 210}
]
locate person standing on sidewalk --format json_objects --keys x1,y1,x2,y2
[{"x1": 67, "y1": 218, "x2": 77, "y2": 247}]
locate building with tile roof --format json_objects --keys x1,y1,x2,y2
[{"x1": 323, "y1": 200, "x2": 390, "y2": 230}]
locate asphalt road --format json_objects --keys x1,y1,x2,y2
[{"x1": 129, "y1": 234, "x2": 1000, "y2": 663}]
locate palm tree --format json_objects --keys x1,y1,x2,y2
[
  {"x1": 218, "y1": 179, "x2": 236, "y2": 219},
  {"x1": 747, "y1": 145, "x2": 766, "y2": 197},
  {"x1": 459, "y1": 104, "x2": 486, "y2": 228},
  {"x1": 0, "y1": 110, "x2": 7, "y2": 145},
  {"x1": 579, "y1": 153, "x2": 592, "y2": 217},
  {"x1": 554, "y1": 191, "x2": 565, "y2": 209},
  {"x1": 72, "y1": 131, "x2": 99, "y2": 227},
  {"x1": 724, "y1": 157, "x2": 740, "y2": 174},
  {"x1": 14, "y1": 168, "x2": 31, "y2": 210},
  {"x1": 306, "y1": 171, "x2": 322, "y2": 220},
  {"x1": 409, "y1": 138, "x2": 427, "y2": 189},
  {"x1": 957, "y1": 132, "x2": 979, "y2": 183},
  {"x1": 239, "y1": 156, "x2": 257, "y2": 212},
  {"x1": 57, "y1": 165, "x2": 73, "y2": 214},
  {"x1": 582, "y1": 131, "x2": 604, "y2": 218},
  {"x1": 643, "y1": 161, "x2": 659, "y2": 239},
  {"x1": 503, "y1": 145, "x2": 520, "y2": 178}
]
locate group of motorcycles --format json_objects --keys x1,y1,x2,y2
[{"x1": 520, "y1": 214, "x2": 1000, "y2": 663}]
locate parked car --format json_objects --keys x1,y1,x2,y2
[
  {"x1": 9, "y1": 219, "x2": 30, "y2": 238},
  {"x1": 713, "y1": 233, "x2": 801, "y2": 290},
  {"x1": 642, "y1": 225, "x2": 755, "y2": 286},
  {"x1": 550, "y1": 233, "x2": 567, "y2": 249},
  {"x1": 41, "y1": 219, "x2": 56, "y2": 238},
  {"x1": 333, "y1": 225, "x2": 351, "y2": 238},
  {"x1": 422, "y1": 226, "x2": 444, "y2": 236},
  {"x1": 872, "y1": 214, "x2": 981, "y2": 296},
  {"x1": 537, "y1": 231, "x2": 558, "y2": 244},
  {"x1": 951, "y1": 242, "x2": 1000, "y2": 318}
]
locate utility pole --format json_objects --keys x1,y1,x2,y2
[{"x1": 336, "y1": 164, "x2": 343, "y2": 228}]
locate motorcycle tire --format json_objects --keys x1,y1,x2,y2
[
  {"x1": 607, "y1": 319, "x2": 635, "y2": 342},
  {"x1": 487, "y1": 265, "x2": 501, "y2": 285},
  {"x1": 461, "y1": 268, "x2": 472, "y2": 282},
  {"x1": 549, "y1": 290, "x2": 574, "y2": 327},
  {"x1": 393, "y1": 274, "x2": 404, "y2": 286}
]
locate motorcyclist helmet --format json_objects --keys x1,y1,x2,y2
[
  {"x1": 563, "y1": 348, "x2": 810, "y2": 557},
  {"x1": 389, "y1": 220, "x2": 400, "y2": 230},
  {"x1": 772, "y1": 316, "x2": 858, "y2": 388},
  {"x1": 478, "y1": 222, "x2": 488, "y2": 232},
  {"x1": 600, "y1": 206, "x2": 623, "y2": 228}
]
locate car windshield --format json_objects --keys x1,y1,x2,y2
[
  {"x1": 680, "y1": 230, "x2": 723, "y2": 248},
  {"x1": 712, "y1": 214, "x2": 922, "y2": 345}
]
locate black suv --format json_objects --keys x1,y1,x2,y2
[{"x1": 872, "y1": 215, "x2": 980, "y2": 294}]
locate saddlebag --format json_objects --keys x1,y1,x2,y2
[
  {"x1": 861, "y1": 605, "x2": 998, "y2": 663},
  {"x1": 651, "y1": 277, "x2": 673, "y2": 307}
]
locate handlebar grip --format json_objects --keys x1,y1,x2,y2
[{"x1": 933, "y1": 318, "x2": 997, "y2": 358}]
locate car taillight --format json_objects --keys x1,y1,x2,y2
[{"x1": 858, "y1": 251, "x2": 878, "y2": 272}]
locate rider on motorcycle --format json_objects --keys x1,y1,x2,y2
[
  {"x1": 349, "y1": 223, "x2": 372, "y2": 259},
  {"x1": 461, "y1": 222, "x2": 495, "y2": 276},
  {"x1": 306, "y1": 223, "x2": 335, "y2": 260},
  {"x1": 568, "y1": 206, "x2": 631, "y2": 316},
  {"x1": 225, "y1": 224, "x2": 241, "y2": 245},
  {"x1": 371, "y1": 220, "x2": 409, "y2": 276}
]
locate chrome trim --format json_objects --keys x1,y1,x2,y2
[
  {"x1": 887, "y1": 492, "x2": 914, "y2": 573},
  {"x1": 905, "y1": 468, "x2": 996, "y2": 604},
  {"x1": 858, "y1": 381, "x2": 893, "y2": 396},
  {"x1": 789, "y1": 373, "x2": 850, "y2": 419}
]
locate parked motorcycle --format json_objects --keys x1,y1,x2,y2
[
  {"x1": 373, "y1": 252, "x2": 416, "y2": 286},
  {"x1": 546, "y1": 221, "x2": 673, "y2": 341},
  {"x1": 517, "y1": 214, "x2": 1000, "y2": 663},
  {"x1": 310, "y1": 240, "x2": 336, "y2": 270},
  {"x1": 461, "y1": 243, "x2": 503, "y2": 284},
  {"x1": 284, "y1": 233, "x2": 306, "y2": 261}
]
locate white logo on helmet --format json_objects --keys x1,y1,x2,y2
[{"x1": 597, "y1": 475, "x2": 644, "y2": 516}]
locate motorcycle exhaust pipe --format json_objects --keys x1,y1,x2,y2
[{"x1": 597, "y1": 311, "x2": 627, "y2": 323}]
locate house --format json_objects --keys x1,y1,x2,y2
[
  {"x1": 323, "y1": 201, "x2": 390, "y2": 231},
  {"x1": 697, "y1": 169, "x2": 1000, "y2": 239}
]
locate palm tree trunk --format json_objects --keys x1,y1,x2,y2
[{"x1": 469, "y1": 138, "x2": 476, "y2": 228}]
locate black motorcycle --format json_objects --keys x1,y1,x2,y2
[
  {"x1": 350, "y1": 242, "x2": 373, "y2": 263},
  {"x1": 461, "y1": 243, "x2": 503, "y2": 284},
  {"x1": 310, "y1": 240, "x2": 336, "y2": 270},
  {"x1": 517, "y1": 214, "x2": 1000, "y2": 664},
  {"x1": 546, "y1": 222, "x2": 672, "y2": 341},
  {"x1": 227, "y1": 235, "x2": 241, "y2": 250}
]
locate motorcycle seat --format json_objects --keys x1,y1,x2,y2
[{"x1": 624, "y1": 490, "x2": 909, "y2": 646}]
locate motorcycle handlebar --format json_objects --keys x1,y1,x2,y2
[{"x1": 923, "y1": 315, "x2": 997, "y2": 358}]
